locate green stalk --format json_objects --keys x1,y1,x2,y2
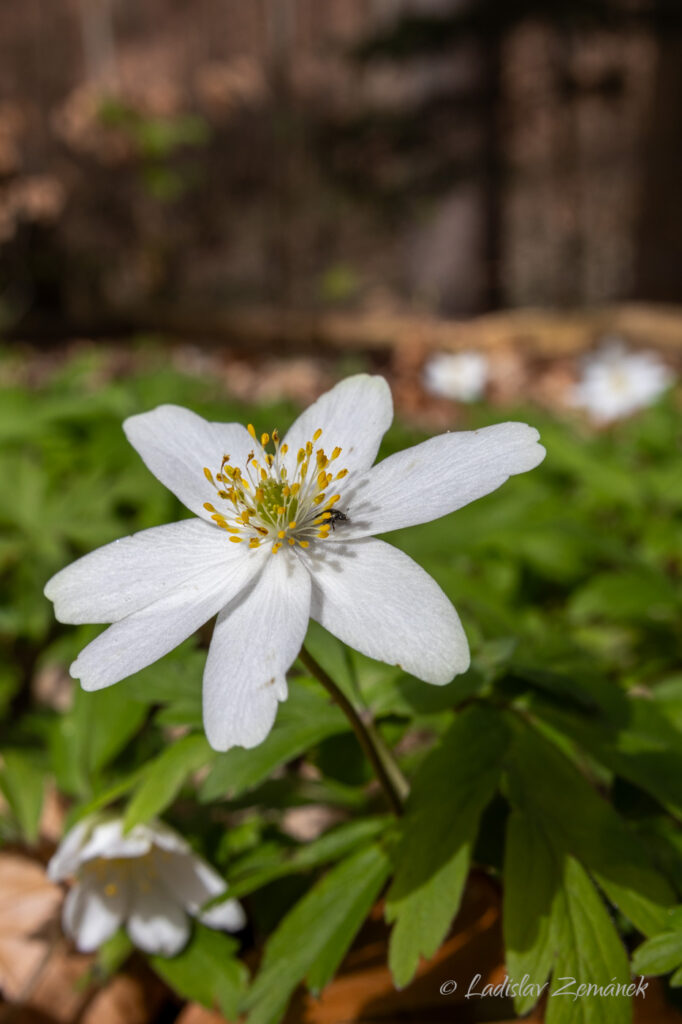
[{"x1": 299, "y1": 645, "x2": 409, "y2": 816}]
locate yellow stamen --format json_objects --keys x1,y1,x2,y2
[
  {"x1": 248, "y1": 423, "x2": 256, "y2": 438},
  {"x1": 261, "y1": 432, "x2": 270, "y2": 446},
  {"x1": 313, "y1": 428, "x2": 323, "y2": 441},
  {"x1": 230, "y1": 536, "x2": 243, "y2": 543},
  {"x1": 331, "y1": 447, "x2": 342, "y2": 459},
  {"x1": 204, "y1": 467, "x2": 214, "y2": 484}
]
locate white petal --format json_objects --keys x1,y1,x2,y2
[
  {"x1": 281, "y1": 375, "x2": 392, "y2": 478},
  {"x1": 78, "y1": 820, "x2": 152, "y2": 862},
  {"x1": 63, "y1": 877, "x2": 127, "y2": 952},
  {"x1": 45, "y1": 520, "x2": 236, "y2": 625},
  {"x1": 153, "y1": 850, "x2": 246, "y2": 931},
  {"x1": 47, "y1": 818, "x2": 92, "y2": 881},
  {"x1": 303, "y1": 538, "x2": 469, "y2": 684},
  {"x1": 126, "y1": 882, "x2": 190, "y2": 956},
  {"x1": 71, "y1": 548, "x2": 266, "y2": 691},
  {"x1": 147, "y1": 821, "x2": 191, "y2": 856},
  {"x1": 203, "y1": 550, "x2": 311, "y2": 751},
  {"x1": 336, "y1": 422, "x2": 545, "y2": 539},
  {"x1": 123, "y1": 405, "x2": 255, "y2": 520}
]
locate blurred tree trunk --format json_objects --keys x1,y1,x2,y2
[
  {"x1": 77, "y1": 0, "x2": 118, "y2": 86},
  {"x1": 634, "y1": 25, "x2": 682, "y2": 301}
]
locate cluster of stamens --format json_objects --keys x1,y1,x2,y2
[
  {"x1": 203, "y1": 425, "x2": 349, "y2": 553},
  {"x1": 86, "y1": 852, "x2": 161, "y2": 897}
]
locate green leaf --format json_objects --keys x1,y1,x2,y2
[
  {"x1": 506, "y1": 721, "x2": 673, "y2": 937},
  {"x1": 529, "y1": 692, "x2": 682, "y2": 820},
  {"x1": 244, "y1": 843, "x2": 391, "y2": 1024},
  {"x1": 124, "y1": 734, "x2": 213, "y2": 830},
  {"x1": 200, "y1": 680, "x2": 348, "y2": 801},
  {"x1": 0, "y1": 750, "x2": 45, "y2": 843},
  {"x1": 503, "y1": 809, "x2": 561, "y2": 1014},
  {"x1": 631, "y1": 927, "x2": 682, "y2": 977},
  {"x1": 546, "y1": 857, "x2": 631, "y2": 1024},
  {"x1": 228, "y1": 816, "x2": 392, "y2": 898},
  {"x1": 385, "y1": 705, "x2": 510, "y2": 988},
  {"x1": 150, "y1": 925, "x2": 247, "y2": 1019}
]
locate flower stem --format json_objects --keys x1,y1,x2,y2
[{"x1": 299, "y1": 645, "x2": 409, "y2": 816}]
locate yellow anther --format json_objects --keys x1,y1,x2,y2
[
  {"x1": 299, "y1": 540, "x2": 310, "y2": 548},
  {"x1": 277, "y1": 506, "x2": 286, "y2": 515},
  {"x1": 297, "y1": 449, "x2": 305, "y2": 464},
  {"x1": 248, "y1": 423, "x2": 256, "y2": 438},
  {"x1": 260, "y1": 469, "x2": 267, "y2": 481},
  {"x1": 256, "y1": 526, "x2": 269, "y2": 536},
  {"x1": 331, "y1": 447, "x2": 342, "y2": 459},
  {"x1": 261, "y1": 432, "x2": 270, "y2": 446},
  {"x1": 249, "y1": 538, "x2": 261, "y2": 548},
  {"x1": 230, "y1": 536, "x2": 243, "y2": 544},
  {"x1": 281, "y1": 443, "x2": 288, "y2": 454},
  {"x1": 283, "y1": 486, "x2": 291, "y2": 497},
  {"x1": 291, "y1": 483, "x2": 300, "y2": 495},
  {"x1": 256, "y1": 488, "x2": 264, "y2": 502},
  {"x1": 289, "y1": 520, "x2": 297, "y2": 529},
  {"x1": 326, "y1": 494, "x2": 341, "y2": 507},
  {"x1": 204, "y1": 502, "x2": 217, "y2": 513},
  {"x1": 288, "y1": 537, "x2": 296, "y2": 546},
  {"x1": 313, "y1": 428, "x2": 323, "y2": 441},
  {"x1": 317, "y1": 470, "x2": 327, "y2": 489},
  {"x1": 266, "y1": 454, "x2": 274, "y2": 467},
  {"x1": 272, "y1": 429, "x2": 280, "y2": 443},
  {"x1": 306, "y1": 441, "x2": 313, "y2": 455},
  {"x1": 313, "y1": 493, "x2": 326, "y2": 505},
  {"x1": 272, "y1": 542, "x2": 282, "y2": 553},
  {"x1": 203, "y1": 467, "x2": 214, "y2": 484},
  {"x1": 278, "y1": 530, "x2": 286, "y2": 539},
  {"x1": 336, "y1": 468, "x2": 349, "y2": 479},
  {"x1": 318, "y1": 528, "x2": 330, "y2": 538}
]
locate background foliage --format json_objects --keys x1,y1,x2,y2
[{"x1": 1, "y1": 345, "x2": 681, "y2": 1023}]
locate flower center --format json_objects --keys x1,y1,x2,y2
[{"x1": 202, "y1": 425, "x2": 349, "y2": 553}]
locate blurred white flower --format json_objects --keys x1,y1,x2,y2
[
  {"x1": 48, "y1": 817, "x2": 245, "y2": 956},
  {"x1": 423, "y1": 351, "x2": 488, "y2": 402},
  {"x1": 573, "y1": 341, "x2": 674, "y2": 423},
  {"x1": 45, "y1": 375, "x2": 545, "y2": 751}
]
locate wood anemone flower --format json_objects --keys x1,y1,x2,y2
[{"x1": 44, "y1": 374, "x2": 545, "y2": 751}]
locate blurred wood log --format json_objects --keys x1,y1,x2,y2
[{"x1": 126, "y1": 302, "x2": 682, "y2": 358}]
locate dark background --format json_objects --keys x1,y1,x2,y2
[{"x1": 1, "y1": 0, "x2": 681, "y2": 340}]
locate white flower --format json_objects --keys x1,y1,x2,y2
[
  {"x1": 423, "y1": 350, "x2": 488, "y2": 402},
  {"x1": 45, "y1": 375, "x2": 545, "y2": 751},
  {"x1": 47, "y1": 816, "x2": 245, "y2": 956},
  {"x1": 572, "y1": 340, "x2": 674, "y2": 423}
]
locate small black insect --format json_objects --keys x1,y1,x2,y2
[{"x1": 326, "y1": 508, "x2": 349, "y2": 530}]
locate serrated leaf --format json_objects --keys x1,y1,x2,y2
[
  {"x1": 503, "y1": 809, "x2": 561, "y2": 1014},
  {"x1": 385, "y1": 705, "x2": 509, "y2": 988},
  {"x1": 244, "y1": 843, "x2": 390, "y2": 1024},
  {"x1": 546, "y1": 857, "x2": 631, "y2": 1024},
  {"x1": 631, "y1": 927, "x2": 682, "y2": 977},
  {"x1": 124, "y1": 734, "x2": 213, "y2": 830},
  {"x1": 506, "y1": 721, "x2": 673, "y2": 937}
]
